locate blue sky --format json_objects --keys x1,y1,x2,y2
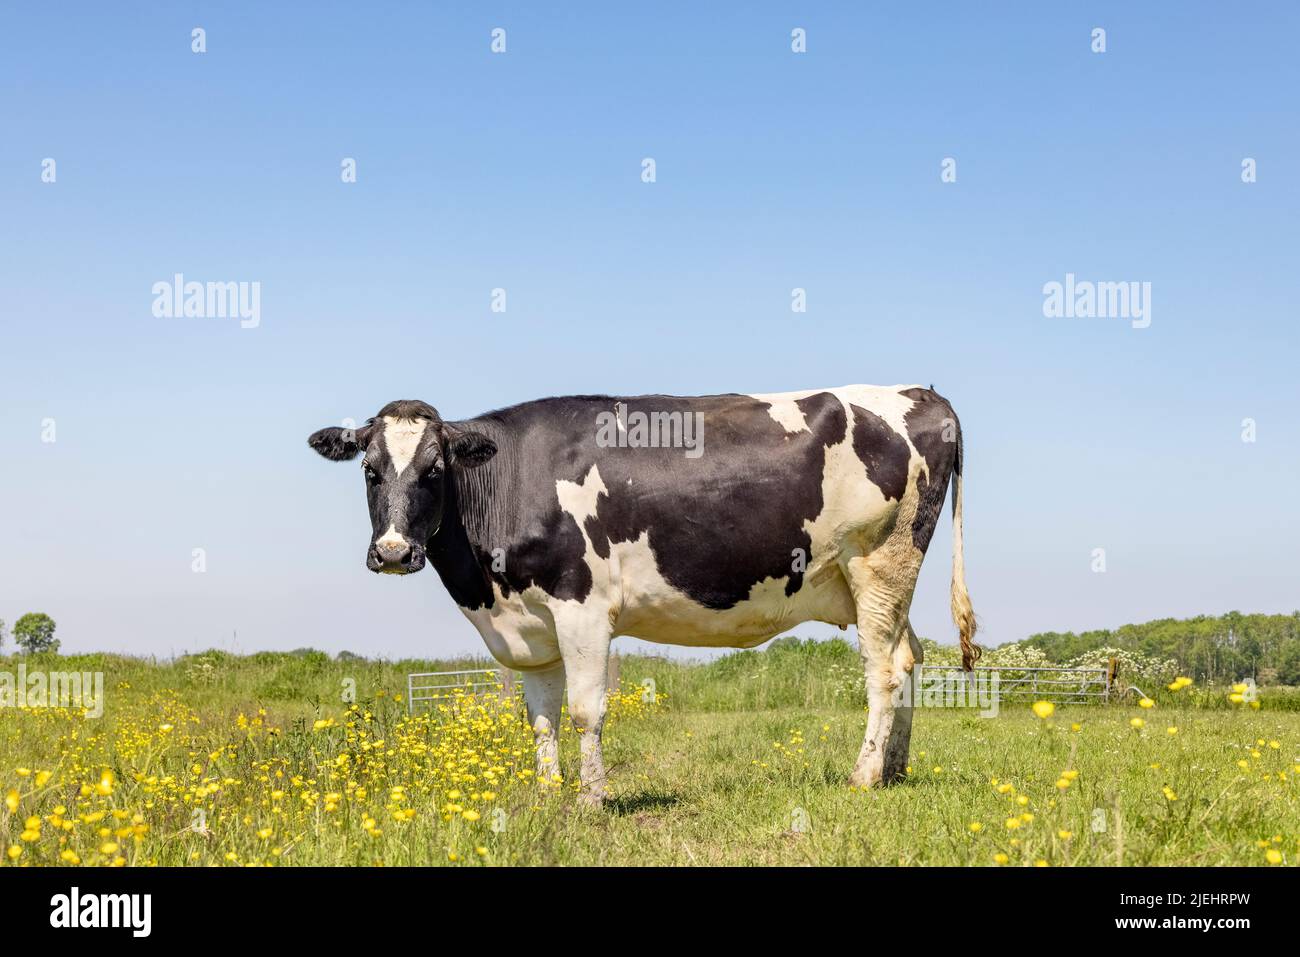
[{"x1": 2, "y1": 2, "x2": 1297, "y2": 660}]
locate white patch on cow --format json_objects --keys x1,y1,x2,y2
[
  {"x1": 752, "y1": 385, "x2": 921, "y2": 442},
  {"x1": 375, "y1": 524, "x2": 408, "y2": 550},
  {"x1": 749, "y1": 392, "x2": 810, "y2": 433},
  {"x1": 555, "y1": 465, "x2": 607, "y2": 529},
  {"x1": 382, "y1": 415, "x2": 428, "y2": 476},
  {"x1": 459, "y1": 582, "x2": 564, "y2": 671},
  {"x1": 834, "y1": 384, "x2": 923, "y2": 451},
  {"x1": 803, "y1": 398, "x2": 918, "y2": 555}
]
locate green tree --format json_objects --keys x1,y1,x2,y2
[
  {"x1": 13, "y1": 613, "x2": 59, "y2": 654},
  {"x1": 1276, "y1": 642, "x2": 1300, "y2": 686}
]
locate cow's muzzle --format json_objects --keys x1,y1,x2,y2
[{"x1": 367, "y1": 540, "x2": 426, "y2": 575}]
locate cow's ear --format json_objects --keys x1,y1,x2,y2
[
  {"x1": 446, "y1": 430, "x2": 497, "y2": 468},
  {"x1": 308, "y1": 424, "x2": 370, "y2": 461}
]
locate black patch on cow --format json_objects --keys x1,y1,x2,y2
[
  {"x1": 430, "y1": 408, "x2": 594, "y2": 610},
  {"x1": 429, "y1": 391, "x2": 847, "y2": 611},
  {"x1": 849, "y1": 405, "x2": 910, "y2": 501},
  {"x1": 898, "y1": 387, "x2": 960, "y2": 552}
]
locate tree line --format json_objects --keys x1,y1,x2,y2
[{"x1": 1018, "y1": 611, "x2": 1300, "y2": 685}]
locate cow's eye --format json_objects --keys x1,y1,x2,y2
[
  {"x1": 362, "y1": 463, "x2": 379, "y2": 483},
  {"x1": 426, "y1": 465, "x2": 443, "y2": 480}
]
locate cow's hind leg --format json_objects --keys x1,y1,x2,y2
[
  {"x1": 881, "y1": 618, "x2": 923, "y2": 783},
  {"x1": 844, "y1": 554, "x2": 921, "y2": 788},
  {"x1": 522, "y1": 664, "x2": 566, "y2": 789}
]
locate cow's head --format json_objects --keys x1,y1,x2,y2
[{"x1": 308, "y1": 400, "x2": 497, "y2": 574}]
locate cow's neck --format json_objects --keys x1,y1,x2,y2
[{"x1": 425, "y1": 430, "x2": 509, "y2": 610}]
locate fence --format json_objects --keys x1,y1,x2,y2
[
  {"x1": 409, "y1": 657, "x2": 1129, "y2": 714},
  {"x1": 407, "y1": 656, "x2": 625, "y2": 715},
  {"x1": 917, "y1": 664, "x2": 1117, "y2": 704},
  {"x1": 406, "y1": 669, "x2": 510, "y2": 714}
]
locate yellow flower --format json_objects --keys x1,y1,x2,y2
[
  {"x1": 6, "y1": 846, "x2": 21, "y2": 860},
  {"x1": 1032, "y1": 701, "x2": 1055, "y2": 720},
  {"x1": 1138, "y1": 698, "x2": 1154, "y2": 709},
  {"x1": 968, "y1": 822, "x2": 983, "y2": 832},
  {"x1": 1265, "y1": 849, "x2": 1282, "y2": 865},
  {"x1": 96, "y1": 769, "x2": 115, "y2": 796},
  {"x1": 993, "y1": 853, "x2": 1009, "y2": 865},
  {"x1": 1130, "y1": 717, "x2": 1145, "y2": 729},
  {"x1": 4, "y1": 790, "x2": 17, "y2": 814},
  {"x1": 461, "y1": 809, "x2": 480, "y2": 822},
  {"x1": 1004, "y1": 818, "x2": 1021, "y2": 830},
  {"x1": 1057, "y1": 829, "x2": 1073, "y2": 840},
  {"x1": 1166, "y1": 726, "x2": 1178, "y2": 735},
  {"x1": 100, "y1": 842, "x2": 119, "y2": 855}
]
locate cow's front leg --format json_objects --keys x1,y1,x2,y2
[
  {"x1": 521, "y1": 664, "x2": 566, "y2": 790},
  {"x1": 559, "y1": 634, "x2": 611, "y2": 807}
]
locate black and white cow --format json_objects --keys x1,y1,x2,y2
[{"x1": 308, "y1": 386, "x2": 977, "y2": 803}]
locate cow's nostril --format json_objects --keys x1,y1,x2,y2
[{"x1": 376, "y1": 540, "x2": 412, "y2": 566}]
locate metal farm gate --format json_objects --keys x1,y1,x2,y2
[
  {"x1": 917, "y1": 662, "x2": 1121, "y2": 704},
  {"x1": 406, "y1": 669, "x2": 513, "y2": 714},
  {"x1": 407, "y1": 657, "x2": 625, "y2": 715}
]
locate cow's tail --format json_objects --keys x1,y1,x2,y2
[{"x1": 950, "y1": 425, "x2": 980, "y2": 671}]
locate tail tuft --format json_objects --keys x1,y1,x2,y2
[{"x1": 950, "y1": 426, "x2": 980, "y2": 671}]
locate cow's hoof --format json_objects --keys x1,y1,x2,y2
[{"x1": 848, "y1": 763, "x2": 884, "y2": 789}]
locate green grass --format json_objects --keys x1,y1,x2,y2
[
  {"x1": 584, "y1": 706, "x2": 1298, "y2": 866},
  {"x1": 1, "y1": 645, "x2": 1296, "y2": 866}
]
